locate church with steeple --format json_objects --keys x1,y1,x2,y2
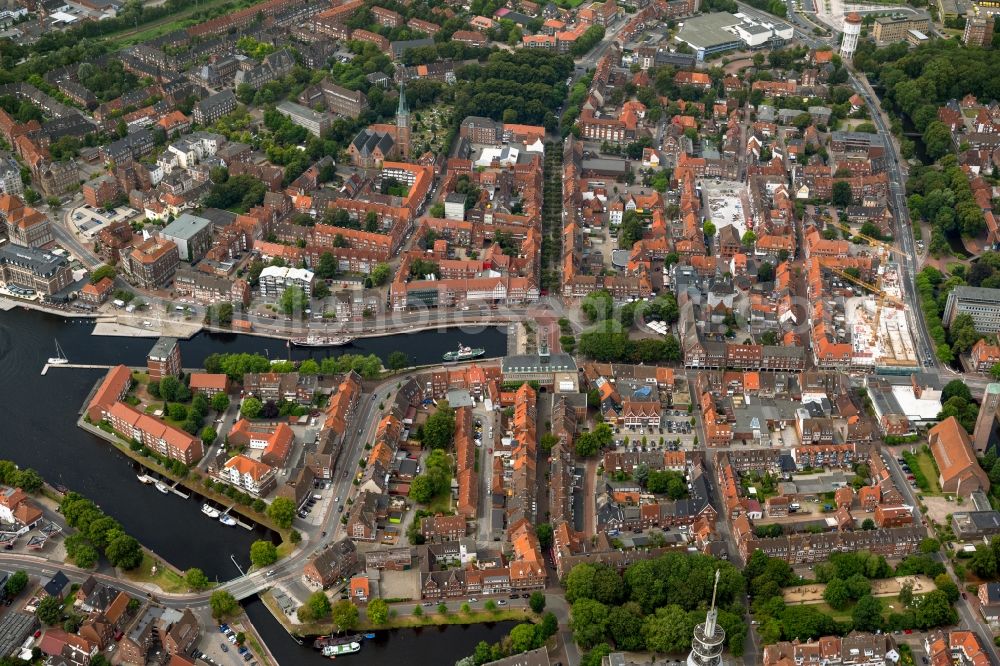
[
  {"x1": 395, "y1": 82, "x2": 410, "y2": 160},
  {"x1": 347, "y1": 83, "x2": 413, "y2": 168}
]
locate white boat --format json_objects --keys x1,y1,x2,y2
[
  {"x1": 322, "y1": 642, "x2": 361, "y2": 657},
  {"x1": 290, "y1": 335, "x2": 356, "y2": 347},
  {"x1": 136, "y1": 474, "x2": 154, "y2": 484},
  {"x1": 47, "y1": 339, "x2": 68, "y2": 365},
  {"x1": 154, "y1": 481, "x2": 169, "y2": 494},
  {"x1": 201, "y1": 504, "x2": 220, "y2": 518},
  {"x1": 219, "y1": 514, "x2": 237, "y2": 527}
]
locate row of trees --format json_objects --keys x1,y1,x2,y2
[
  {"x1": 915, "y1": 266, "x2": 969, "y2": 365},
  {"x1": 204, "y1": 352, "x2": 384, "y2": 380},
  {"x1": 0, "y1": 460, "x2": 43, "y2": 494},
  {"x1": 60, "y1": 493, "x2": 143, "y2": 570},
  {"x1": 462, "y1": 613, "x2": 558, "y2": 665}
]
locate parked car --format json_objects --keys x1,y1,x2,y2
[{"x1": 220, "y1": 644, "x2": 229, "y2": 653}]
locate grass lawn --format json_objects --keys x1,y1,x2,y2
[
  {"x1": 276, "y1": 540, "x2": 296, "y2": 559},
  {"x1": 913, "y1": 451, "x2": 941, "y2": 494},
  {"x1": 122, "y1": 553, "x2": 188, "y2": 593},
  {"x1": 426, "y1": 492, "x2": 452, "y2": 515},
  {"x1": 378, "y1": 607, "x2": 532, "y2": 629},
  {"x1": 794, "y1": 595, "x2": 906, "y2": 623}
]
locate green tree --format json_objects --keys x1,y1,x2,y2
[
  {"x1": 409, "y1": 475, "x2": 437, "y2": 504},
  {"x1": 280, "y1": 285, "x2": 309, "y2": 317},
  {"x1": 332, "y1": 599, "x2": 359, "y2": 630},
  {"x1": 919, "y1": 538, "x2": 941, "y2": 554},
  {"x1": 159, "y1": 375, "x2": 180, "y2": 401},
  {"x1": 89, "y1": 265, "x2": 116, "y2": 283},
  {"x1": 210, "y1": 590, "x2": 239, "y2": 619},
  {"x1": 509, "y1": 622, "x2": 537, "y2": 652},
  {"x1": 971, "y1": 545, "x2": 997, "y2": 579},
  {"x1": 368, "y1": 598, "x2": 389, "y2": 625},
  {"x1": 933, "y1": 573, "x2": 959, "y2": 603},
  {"x1": 529, "y1": 591, "x2": 546, "y2": 614},
  {"x1": 571, "y1": 598, "x2": 609, "y2": 649},
  {"x1": 371, "y1": 262, "x2": 392, "y2": 286},
  {"x1": 36, "y1": 596, "x2": 63, "y2": 625},
  {"x1": 703, "y1": 220, "x2": 716, "y2": 238},
  {"x1": 307, "y1": 590, "x2": 332, "y2": 619},
  {"x1": 200, "y1": 426, "x2": 217, "y2": 446},
  {"x1": 267, "y1": 497, "x2": 297, "y2": 529},
  {"x1": 608, "y1": 603, "x2": 646, "y2": 651},
  {"x1": 13, "y1": 468, "x2": 42, "y2": 493},
  {"x1": 185, "y1": 568, "x2": 209, "y2": 591},
  {"x1": 642, "y1": 604, "x2": 691, "y2": 655},
  {"x1": 240, "y1": 397, "x2": 263, "y2": 419},
  {"x1": 387, "y1": 351, "x2": 410, "y2": 370},
  {"x1": 898, "y1": 582, "x2": 914, "y2": 607},
  {"x1": 105, "y1": 532, "x2": 142, "y2": 569},
  {"x1": 70, "y1": 541, "x2": 99, "y2": 568},
  {"x1": 249, "y1": 540, "x2": 278, "y2": 568},
  {"x1": 315, "y1": 253, "x2": 338, "y2": 279},
  {"x1": 536, "y1": 523, "x2": 553, "y2": 549},
  {"x1": 5, "y1": 571, "x2": 27, "y2": 597},
  {"x1": 851, "y1": 595, "x2": 882, "y2": 632},
  {"x1": 168, "y1": 403, "x2": 188, "y2": 421},
  {"x1": 923, "y1": 121, "x2": 953, "y2": 160},
  {"x1": 915, "y1": 589, "x2": 957, "y2": 629},
  {"x1": 423, "y1": 405, "x2": 456, "y2": 449},
  {"x1": 831, "y1": 180, "x2": 853, "y2": 207},
  {"x1": 211, "y1": 393, "x2": 230, "y2": 413},
  {"x1": 822, "y1": 577, "x2": 850, "y2": 610}
]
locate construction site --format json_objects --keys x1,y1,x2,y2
[{"x1": 844, "y1": 264, "x2": 919, "y2": 369}]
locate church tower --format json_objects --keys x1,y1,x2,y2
[
  {"x1": 396, "y1": 83, "x2": 410, "y2": 160},
  {"x1": 688, "y1": 570, "x2": 726, "y2": 666}
]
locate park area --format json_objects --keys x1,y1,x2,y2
[
  {"x1": 783, "y1": 575, "x2": 937, "y2": 604},
  {"x1": 783, "y1": 575, "x2": 938, "y2": 623}
]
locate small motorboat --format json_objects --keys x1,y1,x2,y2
[{"x1": 219, "y1": 514, "x2": 237, "y2": 526}]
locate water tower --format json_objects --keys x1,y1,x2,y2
[{"x1": 840, "y1": 12, "x2": 862, "y2": 60}]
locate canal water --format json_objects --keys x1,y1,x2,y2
[
  {"x1": 244, "y1": 596, "x2": 516, "y2": 666},
  {"x1": 0, "y1": 307, "x2": 506, "y2": 580}
]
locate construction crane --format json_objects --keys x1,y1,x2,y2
[
  {"x1": 831, "y1": 221, "x2": 910, "y2": 261},
  {"x1": 821, "y1": 262, "x2": 908, "y2": 362},
  {"x1": 821, "y1": 263, "x2": 904, "y2": 307}
]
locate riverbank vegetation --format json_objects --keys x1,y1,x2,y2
[
  {"x1": 204, "y1": 352, "x2": 384, "y2": 380},
  {"x1": 60, "y1": 493, "x2": 144, "y2": 570}
]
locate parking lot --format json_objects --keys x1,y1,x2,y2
[
  {"x1": 612, "y1": 411, "x2": 696, "y2": 452},
  {"x1": 198, "y1": 621, "x2": 260, "y2": 666},
  {"x1": 70, "y1": 204, "x2": 138, "y2": 239}
]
